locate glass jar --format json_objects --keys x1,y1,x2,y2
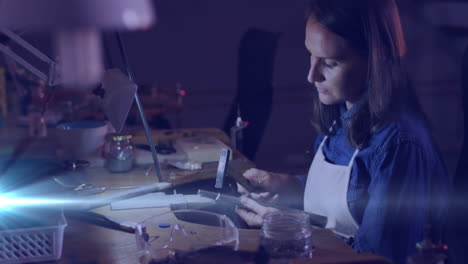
[
  {"x1": 104, "y1": 133, "x2": 134, "y2": 173},
  {"x1": 260, "y1": 210, "x2": 314, "y2": 260}
]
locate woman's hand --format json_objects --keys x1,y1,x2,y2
[
  {"x1": 237, "y1": 168, "x2": 304, "y2": 209},
  {"x1": 249, "y1": 192, "x2": 279, "y2": 203},
  {"x1": 235, "y1": 196, "x2": 279, "y2": 227},
  {"x1": 238, "y1": 168, "x2": 286, "y2": 193}
]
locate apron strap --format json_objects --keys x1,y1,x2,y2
[
  {"x1": 317, "y1": 120, "x2": 337, "y2": 150},
  {"x1": 320, "y1": 120, "x2": 359, "y2": 167},
  {"x1": 318, "y1": 135, "x2": 328, "y2": 150},
  {"x1": 348, "y1": 148, "x2": 360, "y2": 167}
]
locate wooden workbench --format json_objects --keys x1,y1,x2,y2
[{"x1": 0, "y1": 126, "x2": 391, "y2": 264}]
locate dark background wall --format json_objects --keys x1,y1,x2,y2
[
  {"x1": 9, "y1": 0, "x2": 467, "y2": 179},
  {"x1": 109, "y1": 0, "x2": 468, "y2": 177},
  {"x1": 111, "y1": 0, "x2": 316, "y2": 174}
]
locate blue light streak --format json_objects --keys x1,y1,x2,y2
[{"x1": 0, "y1": 197, "x2": 70, "y2": 209}]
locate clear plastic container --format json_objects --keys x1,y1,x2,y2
[
  {"x1": 260, "y1": 210, "x2": 314, "y2": 259},
  {"x1": 104, "y1": 133, "x2": 135, "y2": 173},
  {"x1": 0, "y1": 211, "x2": 67, "y2": 263},
  {"x1": 135, "y1": 209, "x2": 239, "y2": 264}
]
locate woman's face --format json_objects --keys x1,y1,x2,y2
[{"x1": 305, "y1": 16, "x2": 368, "y2": 109}]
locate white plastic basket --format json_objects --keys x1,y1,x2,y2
[{"x1": 0, "y1": 212, "x2": 67, "y2": 264}]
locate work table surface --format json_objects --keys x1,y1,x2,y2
[{"x1": 0, "y1": 126, "x2": 391, "y2": 264}]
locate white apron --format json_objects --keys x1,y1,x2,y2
[{"x1": 304, "y1": 136, "x2": 360, "y2": 238}]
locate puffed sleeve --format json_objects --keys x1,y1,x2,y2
[{"x1": 352, "y1": 138, "x2": 450, "y2": 264}]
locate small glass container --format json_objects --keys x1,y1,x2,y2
[
  {"x1": 104, "y1": 133, "x2": 134, "y2": 173},
  {"x1": 260, "y1": 211, "x2": 314, "y2": 260}
]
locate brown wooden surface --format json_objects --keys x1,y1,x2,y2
[
  {"x1": 59, "y1": 213, "x2": 391, "y2": 264},
  {"x1": 1, "y1": 126, "x2": 391, "y2": 264},
  {"x1": 131, "y1": 128, "x2": 256, "y2": 187}
]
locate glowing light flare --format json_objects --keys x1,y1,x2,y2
[
  {"x1": 0, "y1": 194, "x2": 77, "y2": 210},
  {"x1": 0, "y1": 198, "x2": 66, "y2": 208}
]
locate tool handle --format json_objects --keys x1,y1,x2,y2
[{"x1": 197, "y1": 189, "x2": 328, "y2": 228}]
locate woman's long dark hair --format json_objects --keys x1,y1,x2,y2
[{"x1": 308, "y1": 0, "x2": 416, "y2": 149}]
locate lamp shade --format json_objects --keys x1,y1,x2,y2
[{"x1": 0, "y1": 0, "x2": 155, "y2": 31}]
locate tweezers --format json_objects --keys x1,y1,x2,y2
[{"x1": 65, "y1": 210, "x2": 136, "y2": 233}]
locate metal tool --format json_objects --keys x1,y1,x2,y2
[
  {"x1": 53, "y1": 177, "x2": 147, "y2": 196},
  {"x1": 198, "y1": 189, "x2": 245, "y2": 206},
  {"x1": 65, "y1": 210, "x2": 136, "y2": 233},
  {"x1": 230, "y1": 106, "x2": 249, "y2": 150},
  {"x1": 197, "y1": 189, "x2": 328, "y2": 228},
  {"x1": 215, "y1": 148, "x2": 231, "y2": 189},
  {"x1": 73, "y1": 184, "x2": 106, "y2": 196},
  {"x1": 76, "y1": 182, "x2": 172, "y2": 211}
]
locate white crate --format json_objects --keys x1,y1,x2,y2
[{"x1": 0, "y1": 212, "x2": 67, "y2": 264}]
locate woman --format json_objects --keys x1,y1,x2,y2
[{"x1": 235, "y1": 1, "x2": 450, "y2": 263}]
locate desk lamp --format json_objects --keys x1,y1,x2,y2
[{"x1": 0, "y1": 0, "x2": 163, "y2": 182}]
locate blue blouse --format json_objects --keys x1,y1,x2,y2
[{"x1": 307, "y1": 103, "x2": 450, "y2": 264}]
